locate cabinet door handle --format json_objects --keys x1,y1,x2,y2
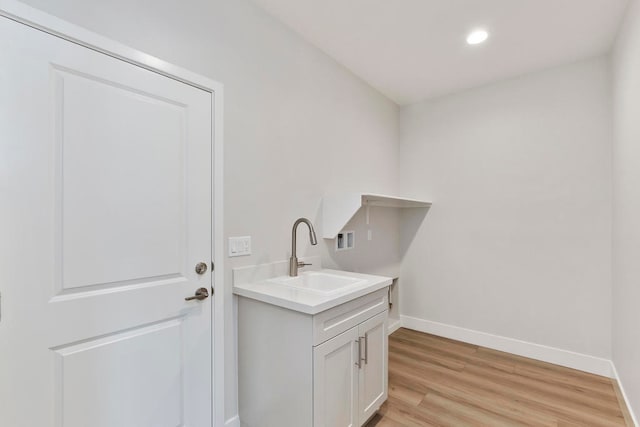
[
  {"x1": 355, "y1": 338, "x2": 362, "y2": 369},
  {"x1": 363, "y1": 333, "x2": 368, "y2": 365}
]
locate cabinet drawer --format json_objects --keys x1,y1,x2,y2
[{"x1": 313, "y1": 288, "x2": 388, "y2": 346}]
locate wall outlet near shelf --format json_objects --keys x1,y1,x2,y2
[
  {"x1": 229, "y1": 236, "x2": 251, "y2": 257},
  {"x1": 336, "y1": 231, "x2": 355, "y2": 251}
]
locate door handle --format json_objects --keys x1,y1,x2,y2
[
  {"x1": 185, "y1": 287, "x2": 209, "y2": 301},
  {"x1": 363, "y1": 333, "x2": 368, "y2": 365},
  {"x1": 355, "y1": 338, "x2": 362, "y2": 369}
]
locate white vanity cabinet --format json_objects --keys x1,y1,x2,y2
[{"x1": 237, "y1": 286, "x2": 389, "y2": 427}]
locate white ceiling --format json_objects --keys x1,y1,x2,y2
[{"x1": 250, "y1": 0, "x2": 629, "y2": 105}]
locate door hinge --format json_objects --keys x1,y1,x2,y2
[{"x1": 211, "y1": 262, "x2": 215, "y2": 295}]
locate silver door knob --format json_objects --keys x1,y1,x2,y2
[
  {"x1": 195, "y1": 262, "x2": 208, "y2": 275},
  {"x1": 185, "y1": 287, "x2": 209, "y2": 301}
]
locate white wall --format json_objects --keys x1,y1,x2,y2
[
  {"x1": 612, "y1": 0, "x2": 640, "y2": 419},
  {"x1": 16, "y1": 0, "x2": 400, "y2": 423},
  {"x1": 399, "y1": 57, "x2": 613, "y2": 359}
]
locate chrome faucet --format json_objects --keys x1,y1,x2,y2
[{"x1": 289, "y1": 218, "x2": 318, "y2": 276}]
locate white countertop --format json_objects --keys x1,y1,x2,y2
[{"x1": 233, "y1": 268, "x2": 393, "y2": 315}]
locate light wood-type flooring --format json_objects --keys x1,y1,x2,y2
[{"x1": 366, "y1": 328, "x2": 634, "y2": 427}]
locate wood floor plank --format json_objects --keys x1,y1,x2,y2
[
  {"x1": 461, "y1": 363, "x2": 623, "y2": 416},
  {"x1": 513, "y1": 363, "x2": 619, "y2": 400},
  {"x1": 477, "y1": 346, "x2": 613, "y2": 389},
  {"x1": 390, "y1": 354, "x2": 613, "y2": 426},
  {"x1": 366, "y1": 328, "x2": 632, "y2": 427},
  {"x1": 420, "y1": 392, "x2": 528, "y2": 427},
  {"x1": 407, "y1": 371, "x2": 559, "y2": 426},
  {"x1": 390, "y1": 333, "x2": 516, "y2": 374},
  {"x1": 389, "y1": 340, "x2": 467, "y2": 372},
  {"x1": 389, "y1": 384, "x2": 427, "y2": 406}
]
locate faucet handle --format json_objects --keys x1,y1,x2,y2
[{"x1": 297, "y1": 261, "x2": 312, "y2": 268}]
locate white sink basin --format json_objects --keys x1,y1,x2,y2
[{"x1": 268, "y1": 271, "x2": 365, "y2": 294}]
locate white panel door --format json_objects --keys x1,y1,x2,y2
[
  {"x1": 358, "y1": 312, "x2": 388, "y2": 425},
  {"x1": 313, "y1": 327, "x2": 359, "y2": 427},
  {"x1": 0, "y1": 15, "x2": 213, "y2": 427}
]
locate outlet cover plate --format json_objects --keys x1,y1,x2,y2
[{"x1": 229, "y1": 236, "x2": 251, "y2": 257}]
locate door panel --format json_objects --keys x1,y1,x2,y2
[
  {"x1": 313, "y1": 327, "x2": 359, "y2": 427},
  {"x1": 358, "y1": 312, "x2": 388, "y2": 425},
  {"x1": 55, "y1": 66, "x2": 187, "y2": 291},
  {"x1": 0, "y1": 15, "x2": 212, "y2": 427},
  {"x1": 53, "y1": 319, "x2": 184, "y2": 427}
]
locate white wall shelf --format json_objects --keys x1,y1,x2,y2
[{"x1": 322, "y1": 193, "x2": 432, "y2": 239}]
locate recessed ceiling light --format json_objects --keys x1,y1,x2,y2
[{"x1": 466, "y1": 29, "x2": 489, "y2": 45}]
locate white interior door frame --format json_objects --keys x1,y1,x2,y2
[{"x1": 0, "y1": 1, "x2": 226, "y2": 425}]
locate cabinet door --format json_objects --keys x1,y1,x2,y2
[
  {"x1": 358, "y1": 311, "x2": 388, "y2": 425},
  {"x1": 313, "y1": 326, "x2": 360, "y2": 427}
]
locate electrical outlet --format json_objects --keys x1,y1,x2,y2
[{"x1": 228, "y1": 236, "x2": 251, "y2": 257}]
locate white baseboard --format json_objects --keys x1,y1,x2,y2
[
  {"x1": 400, "y1": 315, "x2": 614, "y2": 378},
  {"x1": 611, "y1": 362, "x2": 639, "y2": 427},
  {"x1": 387, "y1": 318, "x2": 402, "y2": 335},
  {"x1": 225, "y1": 415, "x2": 240, "y2": 427}
]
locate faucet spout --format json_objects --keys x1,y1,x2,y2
[{"x1": 290, "y1": 217, "x2": 318, "y2": 276}]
